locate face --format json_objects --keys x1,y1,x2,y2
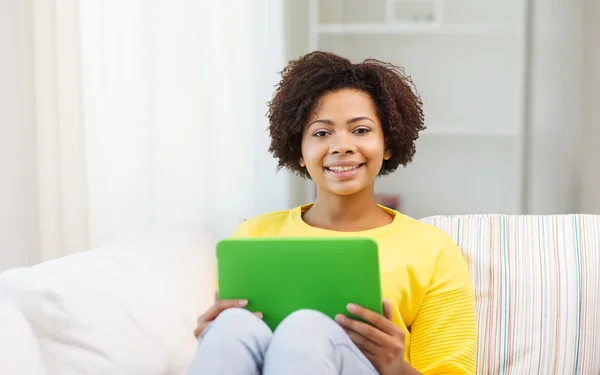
[{"x1": 300, "y1": 89, "x2": 391, "y2": 197}]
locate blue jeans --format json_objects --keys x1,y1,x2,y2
[{"x1": 186, "y1": 308, "x2": 379, "y2": 374}]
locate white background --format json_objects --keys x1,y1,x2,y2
[{"x1": 1, "y1": 0, "x2": 599, "y2": 270}]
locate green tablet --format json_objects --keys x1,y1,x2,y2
[{"x1": 216, "y1": 237, "x2": 383, "y2": 331}]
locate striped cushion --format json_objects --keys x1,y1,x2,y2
[{"x1": 420, "y1": 214, "x2": 600, "y2": 374}]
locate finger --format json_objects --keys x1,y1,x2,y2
[
  {"x1": 336, "y1": 314, "x2": 392, "y2": 348},
  {"x1": 383, "y1": 299, "x2": 393, "y2": 321},
  {"x1": 344, "y1": 327, "x2": 379, "y2": 356},
  {"x1": 347, "y1": 303, "x2": 396, "y2": 336},
  {"x1": 214, "y1": 289, "x2": 219, "y2": 303},
  {"x1": 195, "y1": 305, "x2": 258, "y2": 339},
  {"x1": 201, "y1": 299, "x2": 248, "y2": 322}
]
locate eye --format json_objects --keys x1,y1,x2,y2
[
  {"x1": 313, "y1": 130, "x2": 329, "y2": 137},
  {"x1": 354, "y1": 127, "x2": 371, "y2": 135}
]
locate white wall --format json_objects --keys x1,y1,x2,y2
[
  {"x1": 526, "y1": 0, "x2": 583, "y2": 214},
  {"x1": 580, "y1": 0, "x2": 600, "y2": 213},
  {"x1": 0, "y1": 0, "x2": 40, "y2": 270}
]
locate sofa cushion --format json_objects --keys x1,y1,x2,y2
[
  {"x1": 0, "y1": 229, "x2": 216, "y2": 375},
  {"x1": 0, "y1": 299, "x2": 45, "y2": 375},
  {"x1": 421, "y1": 214, "x2": 600, "y2": 374}
]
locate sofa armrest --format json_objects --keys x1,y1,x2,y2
[{"x1": 0, "y1": 228, "x2": 216, "y2": 375}]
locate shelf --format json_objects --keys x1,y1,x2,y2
[
  {"x1": 376, "y1": 135, "x2": 522, "y2": 218},
  {"x1": 317, "y1": 23, "x2": 517, "y2": 35},
  {"x1": 317, "y1": 34, "x2": 524, "y2": 130}
]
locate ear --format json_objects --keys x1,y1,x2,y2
[
  {"x1": 383, "y1": 148, "x2": 392, "y2": 161},
  {"x1": 299, "y1": 157, "x2": 305, "y2": 167}
]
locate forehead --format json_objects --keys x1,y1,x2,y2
[{"x1": 310, "y1": 89, "x2": 377, "y2": 119}]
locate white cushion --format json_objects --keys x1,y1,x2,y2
[
  {"x1": 421, "y1": 214, "x2": 600, "y2": 374},
  {"x1": 0, "y1": 299, "x2": 45, "y2": 375},
  {"x1": 0, "y1": 228, "x2": 216, "y2": 375}
]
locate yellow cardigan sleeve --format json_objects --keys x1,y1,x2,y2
[{"x1": 409, "y1": 242, "x2": 477, "y2": 374}]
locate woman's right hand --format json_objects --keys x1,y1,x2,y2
[{"x1": 193, "y1": 290, "x2": 262, "y2": 338}]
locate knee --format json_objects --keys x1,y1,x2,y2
[
  {"x1": 279, "y1": 309, "x2": 331, "y2": 326},
  {"x1": 215, "y1": 307, "x2": 256, "y2": 323},
  {"x1": 206, "y1": 308, "x2": 271, "y2": 341},
  {"x1": 275, "y1": 309, "x2": 343, "y2": 340}
]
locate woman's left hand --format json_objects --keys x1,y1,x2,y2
[{"x1": 335, "y1": 299, "x2": 406, "y2": 375}]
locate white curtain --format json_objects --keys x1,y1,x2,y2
[{"x1": 34, "y1": 0, "x2": 291, "y2": 262}]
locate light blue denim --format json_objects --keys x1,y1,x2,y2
[{"x1": 186, "y1": 308, "x2": 379, "y2": 375}]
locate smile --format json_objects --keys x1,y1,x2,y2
[
  {"x1": 325, "y1": 163, "x2": 365, "y2": 177},
  {"x1": 326, "y1": 164, "x2": 362, "y2": 172}
]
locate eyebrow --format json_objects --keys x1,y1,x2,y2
[{"x1": 309, "y1": 116, "x2": 375, "y2": 126}]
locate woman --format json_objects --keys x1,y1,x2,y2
[{"x1": 187, "y1": 51, "x2": 477, "y2": 375}]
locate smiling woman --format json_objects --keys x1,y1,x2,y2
[
  {"x1": 268, "y1": 52, "x2": 425, "y2": 180},
  {"x1": 300, "y1": 90, "x2": 391, "y2": 199},
  {"x1": 186, "y1": 51, "x2": 477, "y2": 375}
]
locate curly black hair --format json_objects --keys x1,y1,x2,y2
[{"x1": 267, "y1": 51, "x2": 425, "y2": 179}]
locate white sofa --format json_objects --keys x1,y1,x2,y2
[{"x1": 0, "y1": 215, "x2": 598, "y2": 375}]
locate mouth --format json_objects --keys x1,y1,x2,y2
[
  {"x1": 326, "y1": 164, "x2": 364, "y2": 172},
  {"x1": 324, "y1": 163, "x2": 365, "y2": 178}
]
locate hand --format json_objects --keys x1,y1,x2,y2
[
  {"x1": 335, "y1": 300, "x2": 406, "y2": 375},
  {"x1": 193, "y1": 290, "x2": 262, "y2": 338}
]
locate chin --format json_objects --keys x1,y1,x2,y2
[
  {"x1": 330, "y1": 190, "x2": 359, "y2": 197},
  {"x1": 326, "y1": 183, "x2": 369, "y2": 197}
]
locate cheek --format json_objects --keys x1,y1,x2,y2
[
  {"x1": 365, "y1": 141, "x2": 387, "y2": 161},
  {"x1": 301, "y1": 142, "x2": 326, "y2": 167}
]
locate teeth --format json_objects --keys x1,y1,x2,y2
[{"x1": 328, "y1": 165, "x2": 361, "y2": 172}]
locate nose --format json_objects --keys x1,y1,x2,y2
[{"x1": 329, "y1": 133, "x2": 356, "y2": 155}]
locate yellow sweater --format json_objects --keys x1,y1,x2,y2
[{"x1": 231, "y1": 204, "x2": 477, "y2": 375}]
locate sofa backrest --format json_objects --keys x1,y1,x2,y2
[{"x1": 420, "y1": 214, "x2": 600, "y2": 374}]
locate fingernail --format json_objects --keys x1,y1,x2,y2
[
  {"x1": 239, "y1": 300, "x2": 248, "y2": 307},
  {"x1": 255, "y1": 312, "x2": 263, "y2": 319},
  {"x1": 347, "y1": 303, "x2": 357, "y2": 313},
  {"x1": 335, "y1": 314, "x2": 346, "y2": 323}
]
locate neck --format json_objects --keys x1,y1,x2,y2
[{"x1": 304, "y1": 185, "x2": 389, "y2": 231}]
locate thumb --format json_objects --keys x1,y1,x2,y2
[
  {"x1": 383, "y1": 299, "x2": 393, "y2": 320},
  {"x1": 214, "y1": 289, "x2": 219, "y2": 303}
]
